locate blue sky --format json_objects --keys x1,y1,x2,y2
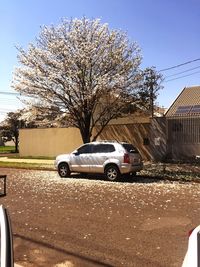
[{"x1": 1, "y1": 0, "x2": 200, "y2": 121}]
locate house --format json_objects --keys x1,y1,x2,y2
[{"x1": 165, "y1": 86, "x2": 200, "y2": 160}]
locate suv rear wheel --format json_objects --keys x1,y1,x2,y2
[
  {"x1": 105, "y1": 165, "x2": 120, "y2": 181},
  {"x1": 58, "y1": 163, "x2": 70, "y2": 178}
]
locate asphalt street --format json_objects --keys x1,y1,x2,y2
[{"x1": 0, "y1": 168, "x2": 199, "y2": 267}]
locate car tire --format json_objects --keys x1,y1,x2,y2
[
  {"x1": 105, "y1": 165, "x2": 120, "y2": 181},
  {"x1": 58, "y1": 163, "x2": 70, "y2": 178}
]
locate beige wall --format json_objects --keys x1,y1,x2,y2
[
  {"x1": 19, "y1": 127, "x2": 83, "y2": 157},
  {"x1": 20, "y1": 125, "x2": 151, "y2": 158},
  {"x1": 19, "y1": 119, "x2": 167, "y2": 161}
]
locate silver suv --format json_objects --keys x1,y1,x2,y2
[{"x1": 55, "y1": 141, "x2": 143, "y2": 181}]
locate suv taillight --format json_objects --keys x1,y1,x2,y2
[
  {"x1": 188, "y1": 228, "x2": 195, "y2": 237},
  {"x1": 124, "y1": 153, "x2": 130, "y2": 164}
]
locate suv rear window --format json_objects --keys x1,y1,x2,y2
[{"x1": 122, "y1": 144, "x2": 138, "y2": 153}]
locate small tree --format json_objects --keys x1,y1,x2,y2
[
  {"x1": 13, "y1": 17, "x2": 143, "y2": 143},
  {"x1": 139, "y1": 67, "x2": 163, "y2": 117},
  {"x1": 0, "y1": 111, "x2": 23, "y2": 153}
]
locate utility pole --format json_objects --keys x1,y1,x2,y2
[
  {"x1": 142, "y1": 67, "x2": 163, "y2": 118},
  {"x1": 149, "y1": 70, "x2": 155, "y2": 118},
  {"x1": 147, "y1": 68, "x2": 156, "y2": 118}
]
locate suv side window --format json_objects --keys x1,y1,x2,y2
[
  {"x1": 77, "y1": 144, "x2": 93, "y2": 154},
  {"x1": 93, "y1": 144, "x2": 115, "y2": 153}
]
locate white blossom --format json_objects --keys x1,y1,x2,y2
[{"x1": 13, "y1": 17, "x2": 142, "y2": 142}]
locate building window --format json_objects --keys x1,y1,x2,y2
[{"x1": 143, "y1": 138, "x2": 150, "y2": 145}]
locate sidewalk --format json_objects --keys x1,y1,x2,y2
[
  {"x1": 0, "y1": 156, "x2": 54, "y2": 165},
  {"x1": 0, "y1": 156, "x2": 55, "y2": 170}
]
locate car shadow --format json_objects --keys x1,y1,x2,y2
[
  {"x1": 68, "y1": 173, "x2": 164, "y2": 184},
  {"x1": 123, "y1": 175, "x2": 165, "y2": 184}
]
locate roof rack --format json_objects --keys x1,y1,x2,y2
[
  {"x1": 97, "y1": 140, "x2": 130, "y2": 144},
  {"x1": 96, "y1": 140, "x2": 119, "y2": 143}
]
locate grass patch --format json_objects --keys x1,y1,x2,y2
[
  {"x1": 4, "y1": 155, "x2": 55, "y2": 160},
  {"x1": 0, "y1": 152, "x2": 55, "y2": 160},
  {"x1": 20, "y1": 155, "x2": 55, "y2": 160},
  {"x1": 0, "y1": 146, "x2": 15, "y2": 153}
]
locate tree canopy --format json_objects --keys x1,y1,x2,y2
[
  {"x1": 0, "y1": 109, "x2": 39, "y2": 153},
  {"x1": 13, "y1": 17, "x2": 144, "y2": 143},
  {"x1": 0, "y1": 111, "x2": 22, "y2": 153}
]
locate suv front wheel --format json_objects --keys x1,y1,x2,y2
[
  {"x1": 105, "y1": 165, "x2": 120, "y2": 181},
  {"x1": 58, "y1": 163, "x2": 70, "y2": 178}
]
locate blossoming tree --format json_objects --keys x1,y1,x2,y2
[{"x1": 13, "y1": 17, "x2": 142, "y2": 143}]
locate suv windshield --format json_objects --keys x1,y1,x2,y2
[{"x1": 122, "y1": 144, "x2": 138, "y2": 153}]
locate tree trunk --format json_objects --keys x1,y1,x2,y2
[
  {"x1": 14, "y1": 140, "x2": 19, "y2": 153},
  {"x1": 80, "y1": 115, "x2": 92, "y2": 143},
  {"x1": 14, "y1": 133, "x2": 19, "y2": 153},
  {"x1": 81, "y1": 131, "x2": 91, "y2": 143},
  {"x1": 81, "y1": 124, "x2": 91, "y2": 144}
]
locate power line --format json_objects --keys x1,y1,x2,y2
[
  {"x1": 164, "y1": 70, "x2": 200, "y2": 83},
  {"x1": 0, "y1": 111, "x2": 12, "y2": 114},
  {"x1": 159, "y1": 58, "x2": 200, "y2": 72},
  {"x1": 0, "y1": 99, "x2": 19, "y2": 103},
  {"x1": 0, "y1": 110, "x2": 15, "y2": 114},
  {"x1": 0, "y1": 91, "x2": 19, "y2": 96},
  {"x1": 165, "y1": 65, "x2": 200, "y2": 78},
  {"x1": 0, "y1": 107, "x2": 13, "y2": 111}
]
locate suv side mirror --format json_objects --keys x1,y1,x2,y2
[{"x1": 73, "y1": 150, "x2": 79, "y2": 156}]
